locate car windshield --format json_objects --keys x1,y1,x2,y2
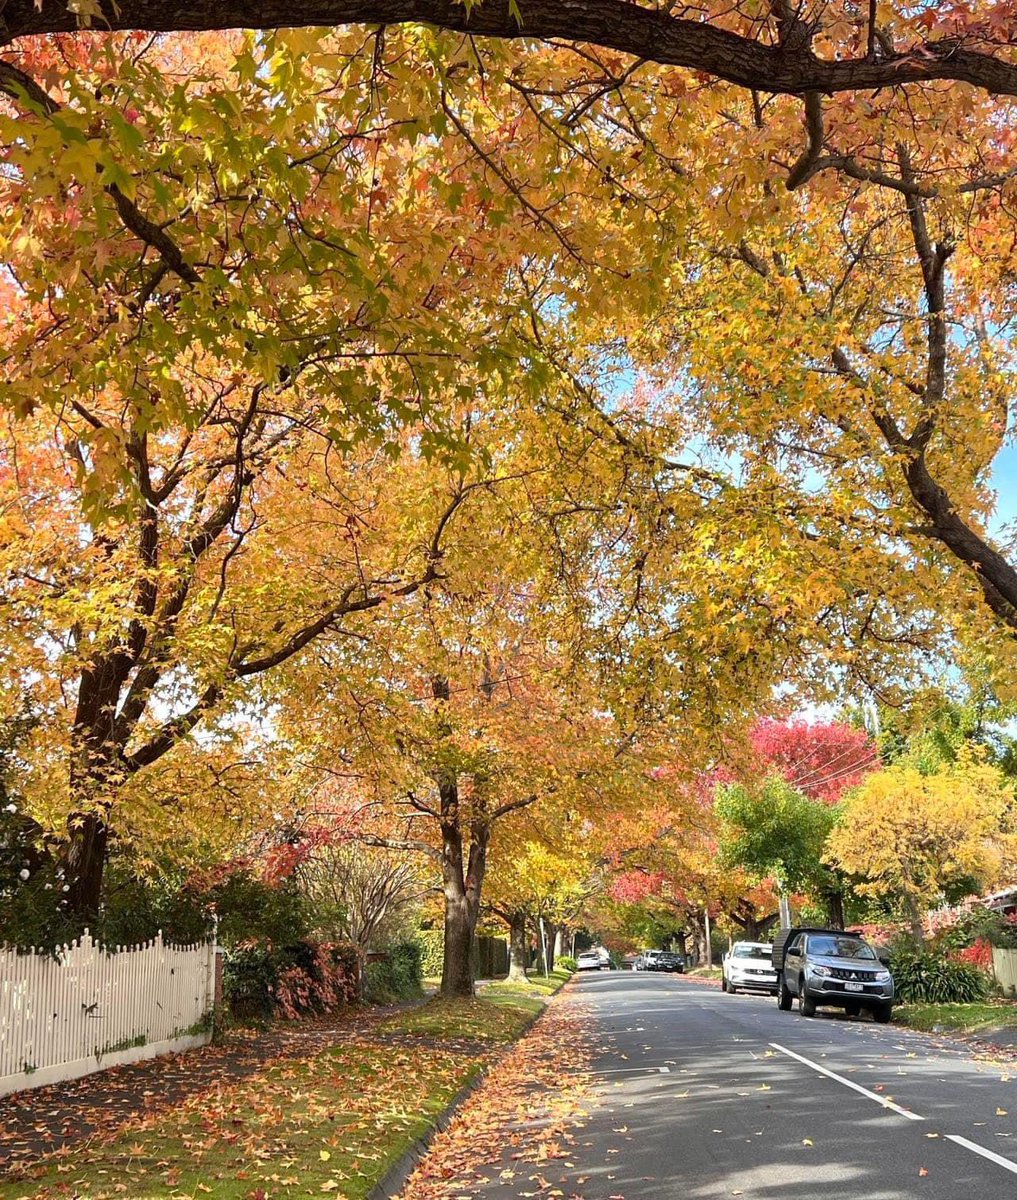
[
  {"x1": 808, "y1": 936, "x2": 876, "y2": 960},
  {"x1": 733, "y1": 946, "x2": 771, "y2": 960}
]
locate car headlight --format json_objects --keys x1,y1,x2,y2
[
  {"x1": 809, "y1": 965, "x2": 831, "y2": 977},
  {"x1": 875, "y1": 970, "x2": 891, "y2": 982}
]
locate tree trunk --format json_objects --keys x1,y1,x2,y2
[
  {"x1": 553, "y1": 926, "x2": 564, "y2": 962},
  {"x1": 906, "y1": 894, "x2": 925, "y2": 942},
  {"x1": 541, "y1": 922, "x2": 559, "y2": 972},
  {"x1": 436, "y1": 764, "x2": 489, "y2": 999},
  {"x1": 65, "y1": 809, "x2": 109, "y2": 930},
  {"x1": 507, "y1": 911, "x2": 529, "y2": 982},
  {"x1": 778, "y1": 891, "x2": 793, "y2": 929},
  {"x1": 441, "y1": 890, "x2": 476, "y2": 998},
  {"x1": 826, "y1": 890, "x2": 845, "y2": 930}
]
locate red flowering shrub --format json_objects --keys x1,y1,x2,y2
[{"x1": 955, "y1": 937, "x2": 994, "y2": 970}]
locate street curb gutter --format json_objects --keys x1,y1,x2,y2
[{"x1": 368, "y1": 983, "x2": 571, "y2": 1200}]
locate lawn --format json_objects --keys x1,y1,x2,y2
[
  {"x1": 686, "y1": 966, "x2": 723, "y2": 981},
  {"x1": 384, "y1": 971, "x2": 572, "y2": 1041},
  {"x1": 0, "y1": 975, "x2": 572, "y2": 1200},
  {"x1": 893, "y1": 1000, "x2": 1017, "y2": 1035}
]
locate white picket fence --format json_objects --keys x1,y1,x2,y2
[{"x1": 0, "y1": 931, "x2": 216, "y2": 1098}]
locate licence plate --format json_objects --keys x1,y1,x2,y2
[{"x1": 844, "y1": 981, "x2": 864, "y2": 992}]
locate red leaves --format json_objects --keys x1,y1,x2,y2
[{"x1": 750, "y1": 718, "x2": 879, "y2": 803}]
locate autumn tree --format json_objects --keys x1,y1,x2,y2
[
  {"x1": 750, "y1": 719, "x2": 878, "y2": 804},
  {"x1": 7, "y1": 9, "x2": 1017, "y2": 955},
  {"x1": 824, "y1": 753, "x2": 1017, "y2": 938}
]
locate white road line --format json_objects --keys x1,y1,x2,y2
[
  {"x1": 946, "y1": 1136, "x2": 1017, "y2": 1176},
  {"x1": 769, "y1": 1042, "x2": 924, "y2": 1121}
]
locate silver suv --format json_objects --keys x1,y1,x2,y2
[{"x1": 774, "y1": 928, "x2": 894, "y2": 1023}]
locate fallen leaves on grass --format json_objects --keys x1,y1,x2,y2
[{"x1": 0, "y1": 1000, "x2": 532, "y2": 1200}]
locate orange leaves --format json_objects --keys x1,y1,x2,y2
[{"x1": 401, "y1": 994, "x2": 595, "y2": 1200}]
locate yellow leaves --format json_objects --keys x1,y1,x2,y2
[{"x1": 824, "y1": 751, "x2": 1015, "y2": 907}]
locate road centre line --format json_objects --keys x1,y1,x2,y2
[
  {"x1": 771, "y1": 1042, "x2": 1017, "y2": 1178},
  {"x1": 945, "y1": 1136, "x2": 1017, "y2": 1176},
  {"x1": 769, "y1": 1042, "x2": 924, "y2": 1121}
]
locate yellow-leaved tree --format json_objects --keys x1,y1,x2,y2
[{"x1": 824, "y1": 754, "x2": 1017, "y2": 938}]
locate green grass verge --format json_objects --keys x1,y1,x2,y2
[
  {"x1": 381, "y1": 970, "x2": 571, "y2": 1041},
  {"x1": 0, "y1": 980, "x2": 570, "y2": 1200},
  {"x1": 483, "y1": 969, "x2": 571, "y2": 997},
  {"x1": 686, "y1": 966, "x2": 723, "y2": 980},
  {"x1": 893, "y1": 1000, "x2": 1017, "y2": 1034}
]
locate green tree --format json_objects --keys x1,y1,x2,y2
[{"x1": 717, "y1": 778, "x2": 846, "y2": 927}]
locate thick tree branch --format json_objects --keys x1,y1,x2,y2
[{"x1": 4, "y1": 2, "x2": 1017, "y2": 99}]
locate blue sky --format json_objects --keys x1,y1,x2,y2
[{"x1": 991, "y1": 445, "x2": 1017, "y2": 535}]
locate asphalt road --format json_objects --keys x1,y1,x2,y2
[{"x1": 461, "y1": 972, "x2": 1017, "y2": 1199}]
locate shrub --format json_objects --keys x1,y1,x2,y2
[
  {"x1": 364, "y1": 941, "x2": 424, "y2": 1004},
  {"x1": 555, "y1": 955, "x2": 577, "y2": 972},
  {"x1": 272, "y1": 943, "x2": 359, "y2": 1019},
  {"x1": 956, "y1": 937, "x2": 994, "y2": 970},
  {"x1": 890, "y1": 942, "x2": 992, "y2": 1004},
  {"x1": 940, "y1": 906, "x2": 1017, "y2": 952},
  {"x1": 222, "y1": 940, "x2": 358, "y2": 1021},
  {"x1": 416, "y1": 929, "x2": 445, "y2": 978}
]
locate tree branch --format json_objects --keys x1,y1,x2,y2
[
  {"x1": 0, "y1": 58, "x2": 200, "y2": 287},
  {"x1": 4, "y1": 2, "x2": 1017, "y2": 100}
]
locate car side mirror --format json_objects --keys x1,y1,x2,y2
[{"x1": 875, "y1": 947, "x2": 891, "y2": 965}]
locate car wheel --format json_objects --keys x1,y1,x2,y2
[
  {"x1": 872, "y1": 1004, "x2": 892, "y2": 1024},
  {"x1": 845, "y1": 1002, "x2": 861, "y2": 1017},
  {"x1": 799, "y1": 980, "x2": 816, "y2": 1018},
  {"x1": 777, "y1": 974, "x2": 793, "y2": 1011}
]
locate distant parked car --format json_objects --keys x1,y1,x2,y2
[
  {"x1": 633, "y1": 949, "x2": 683, "y2": 972},
  {"x1": 773, "y1": 926, "x2": 894, "y2": 1022},
  {"x1": 722, "y1": 942, "x2": 778, "y2": 994},
  {"x1": 576, "y1": 951, "x2": 603, "y2": 971}
]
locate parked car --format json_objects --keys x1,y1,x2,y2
[
  {"x1": 576, "y1": 950, "x2": 603, "y2": 971},
  {"x1": 773, "y1": 926, "x2": 894, "y2": 1022},
  {"x1": 722, "y1": 941, "x2": 778, "y2": 994},
  {"x1": 633, "y1": 949, "x2": 684, "y2": 972}
]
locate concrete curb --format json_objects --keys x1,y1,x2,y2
[{"x1": 368, "y1": 983, "x2": 569, "y2": 1200}]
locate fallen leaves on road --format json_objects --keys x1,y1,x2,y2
[{"x1": 400, "y1": 995, "x2": 596, "y2": 1200}]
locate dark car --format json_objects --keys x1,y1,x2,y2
[
  {"x1": 773, "y1": 926, "x2": 894, "y2": 1023},
  {"x1": 634, "y1": 949, "x2": 684, "y2": 972}
]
